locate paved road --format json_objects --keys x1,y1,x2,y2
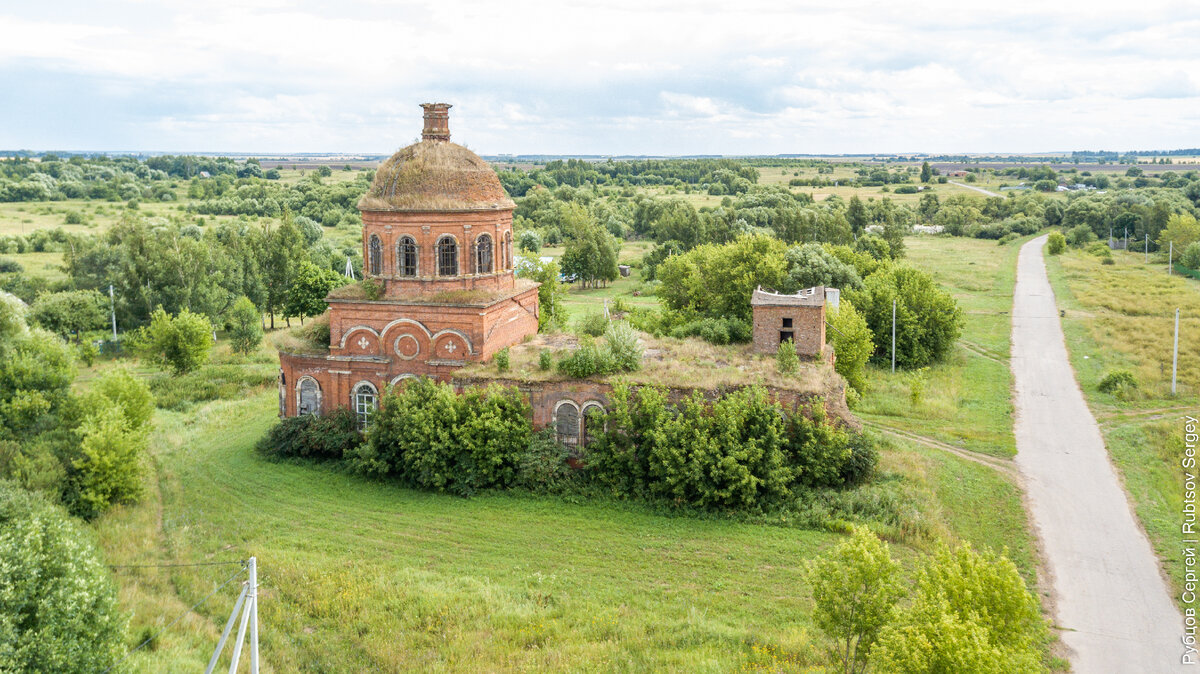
[
  {"x1": 949, "y1": 180, "x2": 1000, "y2": 197},
  {"x1": 1011, "y1": 235, "x2": 1185, "y2": 672}
]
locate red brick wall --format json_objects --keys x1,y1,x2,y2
[
  {"x1": 752, "y1": 304, "x2": 825, "y2": 357},
  {"x1": 361, "y1": 209, "x2": 516, "y2": 294}
]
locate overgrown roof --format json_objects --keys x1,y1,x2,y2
[{"x1": 358, "y1": 140, "x2": 514, "y2": 212}]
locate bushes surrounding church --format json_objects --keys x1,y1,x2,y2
[{"x1": 258, "y1": 379, "x2": 878, "y2": 513}]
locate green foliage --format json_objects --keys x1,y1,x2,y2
[
  {"x1": 28, "y1": 290, "x2": 107, "y2": 341},
  {"x1": 575, "y1": 310, "x2": 609, "y2": 337},
  {"x1": 0, "y1": 484, "x2": 126, "y2": 672},
  {"x1": 286, "y1": 259, "x2": 346, "y2": 321},
  {"x1": 148, "y1": 361, "x2": 276, "y2": 412},
  {"x1": 847, "y1": 265, "x2": 963, "y2": 369},
  {"x1": 0, "y1": 300, "x2": 75, "y2": 439},
  {"x1": 807, "y1": 526, "x2": 904, "y2": 674},
  {"x1": 777, "y1": 339, "x2": 800, "y2": 375},
  {"x1": 907, "y1": 367, "x2": 930, "y2": 407},
  {"x1": 1046, "y1": 231, "x2": 1066, "y2": 255},
  {"x1": 228, "y1": 296, "x2": 264, "y2": 355},
  {"x1": 255, "y1": 408, "x2": 361, "y2": 461},
  {"x1": 602, "y1": 321, "x2": 643, "y2": 372},
  {"x1": 657, "y1": 234, "x2": 789, "y2": 323},
  {"x1": 585, "y1": 384, "x2": 875, "y2": 508},
  {"x1": 783, "y1": 243, "x2": 864, "y2": 293},
  {"x1": 557, "y1": 338, "x2": 610, "y2": 378},
  {"x1": 517, "y1": 229, "x2": 541, "y2": 253},
  {"x1": 84, "y1": 368, "x2": 154, "y2": 431},
  {"x1": 828, "y1": 300, "x2": 873, "y2": 394},
  {"x1": 538, "y1": 348, "x2": 553, "y2": 371},
  {"x1": 1182, "y1": 242, "x2": 1200, "y2": 270},
  {"x1": 874, "y1": 544, "x2": 1048, "y2": 673},
  {"x1": 360, "y1": 277, "x2": 384, "y2": 300},
  {"x1": 1098, "y1": 370, "x2": 1139, "y2": 398},
  {"x1": 514, "y1": 430, "x2": 574, "y2": 493},
  {"x1": 71, "y1": 403, "x2": 147, "y2": 518},
  {"x1": 1065, "y1": 223, "x2": 1097, "y2": 248},
  {"x1": 0, "y1": 257, "x2": 22, "y2": 273},
  {"x1": 350, "y1": 380, "x2": 532, "y2": 496},
  {"x1": 1160, "y1": 214, "x2": 1200, "y2": 261},
  {"x1": 518, "y1": 258, "x2": 567, "y2": 330},
  {"x1": 559, "y1": 203, "x2": 620, "y2": 288},
  {"x1": 129, "y1": 307, "x2": 212, "y2": 374},
  {"x1": 667, "y1": 316, "x2": 751, "y2": 345},
  {"x1": 495, "y1": 347, "x2": 511, "y2": 373}
]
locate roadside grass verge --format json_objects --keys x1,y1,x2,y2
[{"x1": 1045, "y1": 246, "x2": 1199, "y2": 610}]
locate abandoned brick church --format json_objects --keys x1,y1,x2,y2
[{"x1": 276, "y1": 104, "x2": 839, "y2": 441}]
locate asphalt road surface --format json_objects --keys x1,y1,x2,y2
[{"x1": 1011, "y1": 235, "x2": 1185, "y2": 672}]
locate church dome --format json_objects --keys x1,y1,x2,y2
[{"x1": 358, "y1": 104, "x2": 514, "y2": 212}]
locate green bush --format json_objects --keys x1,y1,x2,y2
[
  {"x1": 557, "y1": 338, "x2": 611, "y2": 378},
  {"x1": 997, "y1": 232, "x2": 1019, "y2": 246},
  {"x1": 0, "y1": 257, "x2": 22, "y2": 273},
  {"x1": 0, "y1": 484, "x2": 126, "y2": 672},
  {"x1": 847, "y1": 264, "x2": 962, "y2": 369},
  {"x1": 129, "y1": 307, "x2": 212, "y2": 374},
  {"x1": 1066, "y1": 224, "x2": 1097, "y2": 247},
  {"x1": 256, "y1": 408, "x2": 362, "y2": 460},
  {"x1": 538, "y1": 349, "x2": 553, "y2": 371},
  {"x1": 777, "y1": 339, "x2": 800, "y2": 375},
  {"x1": 603, "y1": 321, "x2": 642, "y2": 372},
  {"x1": 515, "y1": 430, "x2": 574, "y2": 493},
  {"x1": 1046, "y1": 231, "x2": 1066, "y2": 255},
  {"x1": 495, "y1": 347, "x2": 511, "y2": 373},
  {"x1": 1098, "y1": 370, "x2": 1138, "y2": 397},
  {"x1": 350, "y1": 379, "x2": 532, "y2": 496},
  {"x1": 828, "y1": 300, "x2": 873, "y2": 394},
  {"x1": 1181, "y1": 242, "x2": 1200, "y2": 270},
  {"x1": 668, "y1": 316, "x2": 752, "y2": 345},
  {"x1": 228, "y1": 296, "x2": 263, "y2": 355},
  {"x1": 575, "y1": 310, "x2": 609, "y2": 337}
]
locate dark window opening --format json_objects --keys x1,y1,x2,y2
[
  {"x1": 398, "y1": 237, "x2": 417, "y2": 276},
  {"x1": 438, "y1": 237, "x2": 458, "y2": 276},
  {"x1": 368, "y1": 235, "x2": 383, "y2": 275},
  {"x1": 782, "y1": 317, "x2": 793, "y2": 328},
  {"x1": 780, "y1": 331, "x2": 794, "y2": 344}
]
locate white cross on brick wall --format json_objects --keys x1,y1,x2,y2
[
  {"x1": 357, "y1": 336, "x2": 370, "y2": 350},
  {"x1": 445, "y1": 342, "x2": 457, "y2": 354}
]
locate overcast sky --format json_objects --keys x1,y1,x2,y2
[{"x1": 2, "y1": 1, "x2": 1198, "y2": 155}]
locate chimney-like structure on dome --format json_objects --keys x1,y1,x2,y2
[{"x1": 420, "y1": 103, "x2": 451, "y2": 142}]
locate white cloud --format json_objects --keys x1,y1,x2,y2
[{"x1": 1, "y1": 1, "x2": 1199, "y2": 153}]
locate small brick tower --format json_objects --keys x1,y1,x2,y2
[
  {"x1": 751, "y1": 286, "x2": 828, "y2": 358},
  {"x1": 277, "y1": 104, "x2": 541, "y2": 419}
]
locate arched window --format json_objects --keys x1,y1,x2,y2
[
  {"x1": 397, "y1": 236, "x2": 418, "y2": 277},
  {"x1": 437, "y1": 236, "x2": 458, "y2": 276},
  {"x1": 581, "y1": 402, "x2": 605, "y2": 446},
  {"x1": 554, "y1": 401, "x2": 580, "y2": 446},
  {"x1": 297, "y1": 377, "x2": 321, "y2": 416},
  {"x1": 475, "y1": 234, "x2": 493, "y2": 274},
  {"x1": 352, "y1": 382, "x2": 378, "y2": 429},
  {"x1": 504, "y1": 230, "x2": 514, "y2": 269},
  {"x1": 368, "y1": 235, "x2": 383, "y2": 276}
]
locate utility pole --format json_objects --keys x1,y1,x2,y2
[
  {"x1": 1145, "y1": 233, "x2": 1149, "y2": 263},
  {"x1": 108, "y1": 284, "x2": 117, "y2": 340},
  {"x1": 1170, "y1": 241, "x2": 1174, "y2": 275},
  {"x1": 205, "y1": 557, "x2": 259, "y2": 674},
  {"x1": 891, "y1": 299, "x2": 896, "y2": 373},
  {"x1": 1173, "y1": 308, "x2": 1180, "y2": 396}
]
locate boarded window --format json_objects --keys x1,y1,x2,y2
[
  {"x1": 398, "y1": 236, "x2": 417, "y2": 276},
  {"x1": 438, "y1": 237, "x2": 458, "y2": 276},
  {"x1": 555, "y1": 402, "x2": 579, "y2": 445},
  {"x1": 368, "y1": 235, "x2": 383, "y2": 275},
  {"x1": 298, "y1": 378, "x2": 320, "y2": 415}
]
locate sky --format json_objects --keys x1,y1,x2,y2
[{"x1": 2, "y1": 1, "x2": 1199, "y2": 156}]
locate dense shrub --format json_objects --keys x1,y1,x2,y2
[
  {"x1": 557, "y1": 323, "x2": 643, "y2": 378},
  {"x1": 514, "y1": 430, "x2": 574, "y2": 493},
  {"x1": 575, "y1": 310, "x2": 609, "y2": 337},
  {"x1": 827, "y1": 300, "x2": 874, "y2": 394},
  {"x1": 847, "y1": 264, "x2": 963, "y2": 369},
  {"x1": 1182, "y1": 242, "x2": 1200, "y2": 270},
  {"x1": 129, "y1": 307, "x2": 212, "y2": 374},
  {"x1": 0, "y1": 484, "x2": 127, "y2": 672},
  {"x1": 0, "y1": 257, "x2": 21, "y2": 273},
  {"x1": 350, "y1": 379, "x2": 532, "y2": 496},
  {"x1": 256, "y1": 408, "x2": 362, "y2": 460},
  {"x1": 494, "y1": 346, "x2": 511, "y2": 372},
  {"x1": 668, "y1": 316, "x2": 752, "y2": 345},
  {"x1": 1098, "y1": 370, "x2": 1138, "y2": 397},
  {"x1": 1066, "y1": 223, "x2": 1097, "y2": 248},
  {"x1": 777, "y1": 339, "x2": 800, "y2": 375},
  {"x1": 538, "y1": 349, "x2": 553, "y2": 371},
  {"x1": 1046, "y1": 231, "x2": 1066, "y2": 255},
  {"x1": 585, "y1": 383, "x2": 877, "y2": 509}
]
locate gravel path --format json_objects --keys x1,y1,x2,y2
[
  {"x1": 1011, "y1": 235, "x2": 1185, "y2": 672},
  {"x1": 949, "y1": 180, "x2": 1001, "y2": 197}
]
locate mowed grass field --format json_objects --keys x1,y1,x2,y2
[{"x1": 1044, "y1": 245, "x2": 1199, "y2": 609}]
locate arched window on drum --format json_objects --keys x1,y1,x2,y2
[
  {"x1": 397, "y1": 236, "x2": 418, "y2": 277},
  {"x1": 475, "y1": 234, "x2": 493, "y2": 274},
  {"x1": 437, "y1": 235, "x2": 458, "y2": 276},
  {"x1": 368, "y1": 235, "x2": 383, "y2": 276}
]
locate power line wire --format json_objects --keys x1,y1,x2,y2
[
  {"x1": 109, "y1": 560, "x2": 246, "y2": 570},
  {"x1": 103, "y1": 564, "x2": 247, "y2": 674}
]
